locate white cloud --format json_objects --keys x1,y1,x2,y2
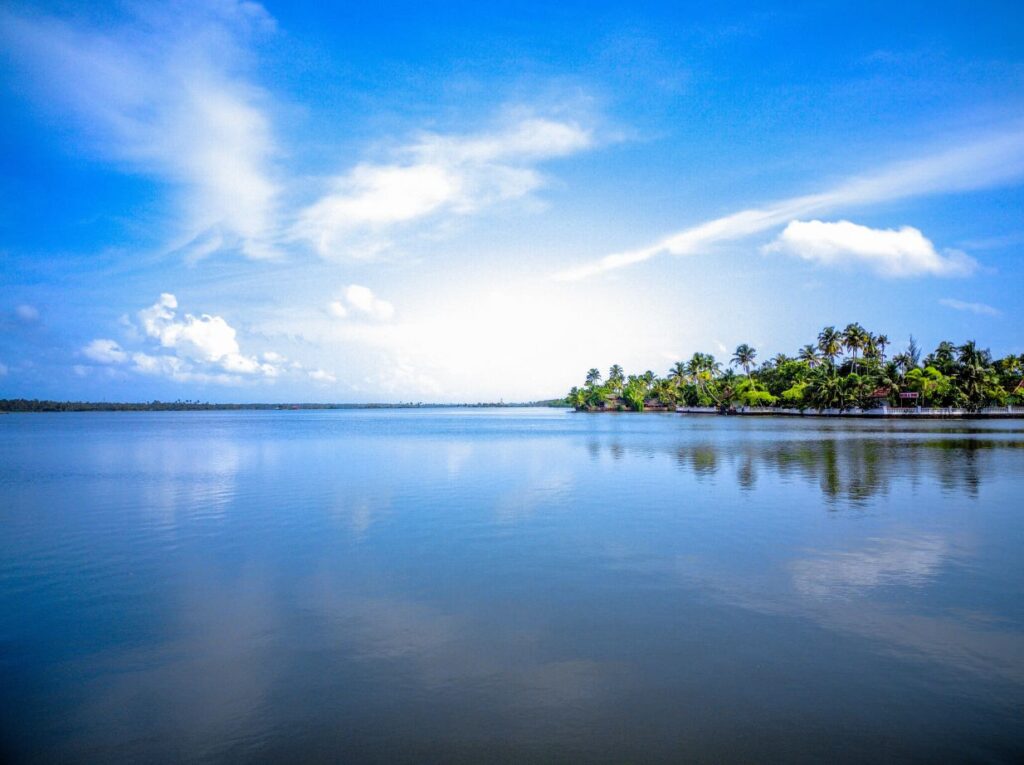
[
  {"x1": 328, "y1": 285, "x2": 394, "y2": 321},
  {"x1": 82, "y1": 338, "x2": 128, "y2": 364},
  {"x1": 764, "y1": 220, "x2": 977, "y2": 277},
  {"x1": 80, "y1": 294, "x2": 283, "y2": 385},
  {"x1": 15, "y1": 304, "x2": 40, "y2": 322},
  {"x1": 0, "y1": 2, "x2": 280, "y2": 261},
  {"x1": 136, "y1": 293, "x2": 278, "y2": 375},
  {"x1": 308, "y1": 369, "x2": 336, "y2": 383},
  {"x1": 130, "y1": 351, "x2": 240, "y2": 385},
  {"x1": 939, "y1": 298, "x2": 1001, "y2": 316},
  {"x1": 295, "y1": 117, "x2": 592, "y2": 259},
  {"x1": 553, "y1": 127, "x2": 1024, "y2": 280}
]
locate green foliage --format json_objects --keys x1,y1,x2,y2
[
  {"x1": 568, "y1": 331, "x2": 1020, "y2": 413},
  {"x1": 781, "y1": 382, "x2": 808, "y2": 406},
  {"x1": 623, "y1": 378, "x2": 647, "y2": 411}
]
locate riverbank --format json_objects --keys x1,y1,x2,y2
[{"x1": 676, "y1": 405, "x2": 1024, "y2": 418}]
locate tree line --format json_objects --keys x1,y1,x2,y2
[
  {"x1": 567, "y1": 324, "x2": 1024, "y2": 412},
  {"x1": 0, "y1": 400, "x2": 563, "y2": 412}
]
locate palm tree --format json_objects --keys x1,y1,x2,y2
[
  {"x1": 585, "y1": 368, "x2": 602, "y2": 386},
  {"x1": 732, "y1": 344, "x2": 757, "y2": 376},
  {"x1": 842, "y1": 322, "x2": 869, "y2": 374},
  {"x1": 772, "y1": 353, "x2": 790, "y2": 368},
  {"x1": 956, "y1": 341, "x2": 993, "y2": 411},
  {"x1": 906, "y1": 336, "x2": 922, "y2": 368},
  {"x1": 877, "y1": 361, "x2": 903, "y2": 405},
  {"x1": 798, "y1": 344, "x2": 822, "y2": 367},
  {"x1": 874, "y1": 334, "x2": 889, "y2": 362},
  {"x1": 607, "y1": 364, "x2": 624, "y2": 394},
  {"x1": 623, "y1": 375, "x2": 647, "y2": 411},
  {"x1": 652, "y1": 379, "x2": 678, "y2": 407},
  {"x1": 929, "y1": 341, "x2": 957, "y2": 375},
  {"x1": 686, "y1": 352, "x2": 721, "y2": 399},
  {"x1": 807, "y1": 367, "x2": 842, "y2": 410},
  {"x1": 818, "y1": 326, "x2": 842, "y2": 367},
  {"x1": 718, "y1": 368, "x2": 739, "y2": 404},
  {"x1": 668, "y1": 361, "x2": 687, "y2": 387},
  {"x1": 568, "y1": 386, "x2": 588, "y2": 410}
]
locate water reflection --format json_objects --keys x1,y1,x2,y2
[
  {"x1": 790, "y1": 535, "x2": 951, "y2": 598},
  {"x1": 587, "y1": 430, "x2": 1021, "y2": 502},
  {"x1": 2, "y1": 412, "x2": 1024, "y2": 762}
]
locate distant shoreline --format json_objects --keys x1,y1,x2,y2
[{"x1": 0, "y1": 400, "x2": 568, "y2": 413}]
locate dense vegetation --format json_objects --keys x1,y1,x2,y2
[{"x1": 567, "y1": 325, "x2": 1023, "y2": 413}]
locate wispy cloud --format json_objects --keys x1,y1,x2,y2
[
  {"x1": 328, "y1": 285, "x2": 395, "y2": 321},
  {"x1": 1, "y1": 1, "x2": 280, "y2": 261},
  {"x1": 295, "y1": 117, "x2": 593, "y2": 259},
  {"x1": 15, "y1": 304, "x2": 40, "y2": 322},
  {"x1": 82, "y1": 338, "x2": 128, "y2": 364},
  {"x1": 764, "y1": 220, "x2": 976, "y2": 277},
  {"x1": 939, "y1": 298, "x2": 1000, "y2": 316},
  {"x1": 553, "y1": 127, "x2": 1024, "y2": 280}
]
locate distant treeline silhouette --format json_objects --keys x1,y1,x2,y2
[{"x1": 1, "y1": 399, "x2": 564, "y2": 412}]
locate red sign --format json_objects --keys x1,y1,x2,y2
[{"x1": 899, "y1": 392, "x2": 919, "y2": 399}]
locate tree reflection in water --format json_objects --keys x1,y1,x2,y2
[{"x1": 589, "y1": 428, "x2": 1023, "y2": 503}]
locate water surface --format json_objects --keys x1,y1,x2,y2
[{"x1": 2, "y1": 409, "x2": 1023, "y2": 762}]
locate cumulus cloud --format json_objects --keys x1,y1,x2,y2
[
  {"x1": 136, "y1": 293, "x2": 278, "y2": 375},
  {"x1": 0, "y1": 2, "x2": 280, "y2": 261},
  {"x1": 81, "y1": 294, "x2": 282, "y2": 385},
  {"x1": 554, "y1": 127, "x2": 1024, "y2": 280},
  {"x1": 939, "y1": 298, "x2": 1000, "y2": 316},
  {"x1": 15, "y1": 304, "x2": 40, "y2": 322},
  {"x1": 295, "y1": 117, "x2": 592, "y2": 259},
  {"x1": 328, "y1": 285, "x2": 394, "y2": 321},
  {"x1": 82, "y1": 338, "x2": 128, "y2": 364},
  {"x1": 764, "y1": 220, "x2": 977, "y2": 277}
]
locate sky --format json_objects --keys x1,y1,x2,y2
[{"x1": 1, "y1": 0, "x2": 1022, "y2": 402}]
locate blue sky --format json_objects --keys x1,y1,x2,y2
[{"x1": 1, "y1": 0, "x2": 1022, "y2": 402}]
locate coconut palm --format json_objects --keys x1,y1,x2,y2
[
  {"x1": 585, "y1": 368, "x2": 602, "y2": 386},
  {"x1": 607, "y1": 364, "x2": 624, "y2": 394},
  {"x1": 817, "y1": 326, "x2": 842, "y2": 367},
  {"x1": 568, "y1": 387, "x2": 588, "y2": 410},
  {"x1": 807, "y1": 367, "x2": 842, "y2": 410},
  {"x1": 668, "y1": 361, "x2": 687, "y2": 387},
  {"x1": 732, "y1": 344, "x2": 757, "y2": 376},
  {"x1": 928, "y1": 341, "x2": 957, "y2": 375},
  {"x1": 877, "y1": 361, "x2": 903, "y2": 404},
  {"x1": 798, "y1": 344, "x2": 822, "y2": 367},
  {"x1": 686, "y1": 352, "x2": 721, "y2": 398},
  {"x1": 874, "y1": 334, "x2": 889, "y2": 362},
  {"x1": 842, "y1": 322, "x2": 869, "y2": 374},
  {"x1": 956, "y1": 341, "x2": 993, "y2": 411}
]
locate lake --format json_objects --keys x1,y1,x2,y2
[{"x1": 2, "y1": 409, "x2": 1023, "y2": 762}]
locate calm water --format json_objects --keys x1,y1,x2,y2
[{"x1": 2, "y1": 409, "x2": 1023, "y2": 763}]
